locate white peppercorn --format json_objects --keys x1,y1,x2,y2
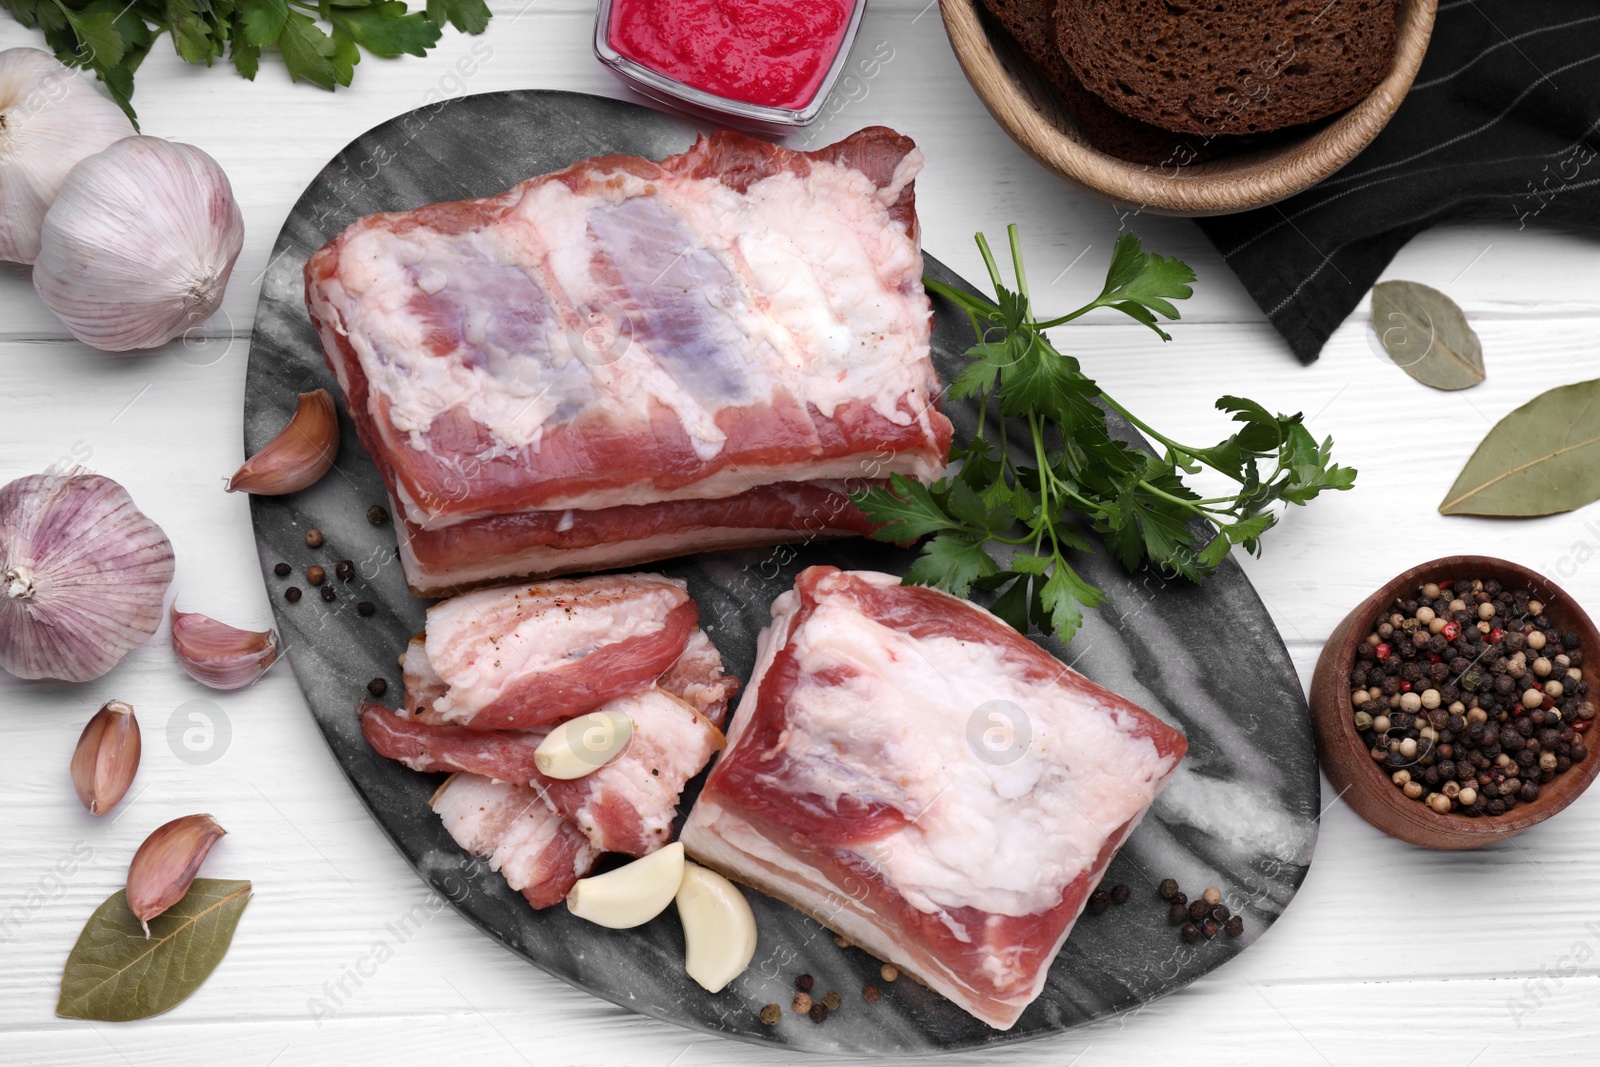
[
  {"x1": 1533, "y1": 657, "x2": 1552, "y2": 677},
  {"x1": 1403, "y1": 781, "x2": 1425, "y2": 799},
  {"x1": 1400, "y1": 692, "x2": 1422, "y2": 713},
  {"x1": 1528, "y1": 631, "x2": 1547, "y2": 651},
  {"x1": 1458, "y1": 786, "x2": 1478, "y2": 806},
  {"x1": 1429, "y1": 793, "x2": 1452, "y2": 814},
  {"x1": 1421, "y1": 689, "x2": 1441, "y2": 710},
  {"x1": 1373, "y1": 715, "x2": 1392, "y2": 733},
  {"x1": 1545, "y1": 680, "x2": 1565, "y2": 699},
  {"x1": 1399, "y1": 737, "x2": 1418, "y2": 759},
  {"x1": 1417, "y1": 606, "x2": 1436, "y2": 624},
  {"x1": 1523, "y1": 689, "x2": 1545, "y2": 710}
]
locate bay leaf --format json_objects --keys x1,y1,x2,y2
[
  {"x1": 57, "y1": 878, "x2": 251, "y2": 1022},
  {"x1": 1371, "y1": 280, "x2": 1485, "y2": 390},
  {"x1": 1440, "y1": 378, "x2": 1600, "y2": 516}
]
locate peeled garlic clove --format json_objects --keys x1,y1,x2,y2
[
  {"x1": 676, "y1": 861, "x2": 757, "y2": 993},
  {"x1": 33, "y1": 136, "x2": 244, "y2": 352},
  {"x1": 225, "y1": 390, "x2": 340, "y2": 495},
  {"x1": 566, "y1": 842, "x2": 684, "y2": 930},
  {"x1": 171, "y1": 609, "x2": 280, "y2": 690},
  {"x1": 127, "y1": 814, "x2": 226, "y2": 937},
  {"x1": 0, "y1": 49, "x2": 134, "y2": 264},
  {"x1": 70, "y1": 700, "x2": 141, "y2": 815},
  {"x1": 0, "y1": 469, "x2": 174, "y2": 682},
  {"x1": 534, "y1": 711, "x2": 633, "y2": 780}
]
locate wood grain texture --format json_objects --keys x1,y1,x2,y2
[
  {"x1": 3, "y1": 1, "x2": 1600, "y2": 1063},
  {"x1": 939, "y1": 0, "x2": 1437, "y2": 216},
  {"x1": 1310, "y1": 556, "x2": 1600, "y2": 849}
]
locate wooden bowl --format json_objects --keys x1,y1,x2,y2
[
  {"x1": 939, "y1": 0, "x2": 1437, "y2": 216},
  {"x1": 1309, "y1": 556, "x2": 1600, "y2": 849}
]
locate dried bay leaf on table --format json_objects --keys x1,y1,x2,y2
[
  {"x1": 57, "y1": 878, "x2": 252, "y2": 1022},
  {"x1": 1371, "y1": 281, "x2": 1485, "y2": 390},
  {"x1": 1440, "y1": 378, "x2": 1600, "y2": 517}
]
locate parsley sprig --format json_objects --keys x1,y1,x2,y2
[
  {"x1": 1, "y1": 0, "x2": 489, "y2": 124},
  {"x1": 853, "y1": 225, "x2": 1357, "y2": 645}
]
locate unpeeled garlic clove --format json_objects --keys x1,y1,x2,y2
[
  {"x1": 534, "y1": 711, "x2": 633, "y2": 780},
  {"x1": 226, "y1": 389, "x2": 339, "y2": 495},
  {"x1": 566, "y1": 842, "x2": 684, "y2": 930},
  {"x1": 676, "y1": 861, "x2": 757, "y2": 993},
  {"x1": 127, "y1": 814, "x2": 226, "y2": 936},
  {"x1": 70, "y1": 700, "x2": 141, "y2": 815},
  {"x1": 171, "y1": 609, "x2": 279, "y2": 690}
]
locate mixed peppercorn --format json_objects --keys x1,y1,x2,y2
[
  {"x1": 1350, "y1": 578, "x2": 1591, "y2": 817},
  {"x1": 270, "y1": 515, "x2": 392, "y2": 690},
  {"x1": 758, "y1": 964, "x2": 898, "y2": 1027},
  {"x1": 1157, "y1": 878, "x2": 1244, "y2": 943}
]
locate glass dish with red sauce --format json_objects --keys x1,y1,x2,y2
[{"x1": 593, "y1": 0, "x2": 870, "y2": 127}]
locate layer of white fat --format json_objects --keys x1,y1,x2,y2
[
  {"x1": 321, "y1": 151, "x2": 935, "y2": 461},
  {"x1": 421, "y1": 576, "x2": 686, "y2": 722},
  {"x1": 775, "y1": 573, "x2": 1176, "y2": 918},
  {"x1": 565, "y1": 689, "x2": 722, "y2": 852},
  {"x1": 430, "y1": 773, "x2": 585, "y2": 891}
]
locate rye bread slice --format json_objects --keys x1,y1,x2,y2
[
  {"x1": 979, "y1": 0, "x2": 1237, "y2": 165},
  {"x1": 1053, "y1": 0, "x2": 1400, "y2": 136}
]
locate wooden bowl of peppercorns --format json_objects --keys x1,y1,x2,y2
[{"x1": 1310, "y1": 556, "x2": 1600, "y2": 849}]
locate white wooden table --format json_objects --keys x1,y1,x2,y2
[{"x1": 4, "y1": 4, "x2": 1599, "y2": 1063}]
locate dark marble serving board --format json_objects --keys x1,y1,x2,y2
[{"x1": 243, "y1": 90, "x2": 1318, "y2": 1054}]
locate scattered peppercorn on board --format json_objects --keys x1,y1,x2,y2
[{"x1": 238, "y1": 91, "x2": 1319, "y2": 1052}]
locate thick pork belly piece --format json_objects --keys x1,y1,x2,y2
[
  {"x1": 364, "y1": 688, "x2": 726, "y2": 857},
  {"x1": 405, "y1": 574, "x2": 697, "y2": 730},
  {"x1": 430, "y1": 773, "x2": 599, "y2": 909},
  {"x1": 680, "y1": 567, "x2": 1188, "y2": 1030},
  {"x1": 304, "y1": 127, "x2": 950, "y2": 594}
]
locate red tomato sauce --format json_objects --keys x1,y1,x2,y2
[{"x1": 608, "y1": 0, "x2": 856, "y2": 111}]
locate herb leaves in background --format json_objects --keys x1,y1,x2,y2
[
  {"x1": 1439, "y1": 377, "x2": 1600, "y2": 517},
  {"x1": 853, "y1": 226, "x2": 1357, "y2": 646},
  {"x1": 58, "y1": 878, "x2": 252, "y2": 1022},
  {"x1": 0, "y1": 0, "x2": 491, "y2": 124},
  {"x1": 1371, "y1": 280, "x2": 1485, "y2": 391}
]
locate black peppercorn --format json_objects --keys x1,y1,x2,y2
[
  {"x1": 336, "y1": 559, "x2": 355, "y2": 582},
  {"x1": 1202, "y1": 919, "x2": 1220, "y2": 939},
  {"x1": 1158, "y1": 878, "x2": 1180, "y2": 900},
  {"x1": 1224, "y1": 915, "x2": 1245, "y2": 937},
  {"x1": 320, "y1": 586, "x2": 336, "y2": 603},
  {"x1": 273, "y1": 562, "x2": 291, "y2": 577},
  {"x1": 1188, "y1": 900, "x2": 1209, "y2": 922},
  {"x1": 1181, "y1": 923, "x2": 1201, "y2": 944},
  {"x1": 1111, "y1": 884, "x2": 1130, "y2": 905},
  {"x1": 862, "y1": 985, "x2": 880, "y2": 1004},
  {"x1": 796, "y1": 974, "x2": 814, "y2": 992},
  {"x1": 1169, "y1": 903, "x2": 1188, "y2": 925},
  {"x1": 1211, "y1": 904, "x2": 1230, "y2": 922},
  {"x1": 809, "y1": 1004, "x2": 827, "y2": 1024},
  {"x1": 1170, "y1": 891, "x2": 1187, "y2": 907},
  {"x1": 367, "y1": 504, "x2": 390, "y2": 525},
  {"x1": 284, "y1": 586, "x2": 302, "y2": 603},
  {"x1": 358, "y1": 601, "x2": 376, "y2": 617},
  {"x1": 367, "y1": 677, "x2": 388, "y2": 697},
  {"x1": 1088, "y1": 889, "x2": 1111, "y2": 914},
  {"x1": 1519, "y1": 782, "x2": 1540, "y2": 802}
]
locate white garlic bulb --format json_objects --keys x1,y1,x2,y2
[
  {"x1": 0, "y1": 469, "x2": 175, "y2": 682},
  {"x1": 33, "y1": 136, "x2": 244, "y2": 352},
  {"x1": 0, "y1": 48, "x2": 134, "y2": 264}
]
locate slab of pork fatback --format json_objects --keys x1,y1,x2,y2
[
  {"x1": 305, "y1": 127, "x2": 951, "y2": 595},
  {"x1": 680, "y1": 567, "x2": 1188, "y2": 1029}
]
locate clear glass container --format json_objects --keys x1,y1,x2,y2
[{"x1": 593, "y1": 0, "x2": 871, "y2": 129}]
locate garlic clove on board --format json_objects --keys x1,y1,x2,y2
[
  {"x1": 127, "y1": 814, "x2": 226, "y2": 937},
  {"x1": 33, "y1": 136, "x2": 244, "y2": 352},
  {"x1": 0, "y1": 48, "x2": 134, "y2": 264},
  {"x1": 225, "y1": 389, "x2": 340, "y2": 495},
  {"x1": 566, "y1": 842, "x2": 685, "y2": 929},
  {"x1": 533, "y1": 710, "x2": 634, "y2": 780},
  {"x1": 70, "y1": 700, "x2": 141, "y2": 815},
  {"x1": 0, "y1": 469, "x2": 174, "y2": 683},
  {"x1": 676, "y1": 861, "x2": 757, "y2": 993},
  {"x1": 171, "y1": 610, "x2": 280, "y2": 690}
]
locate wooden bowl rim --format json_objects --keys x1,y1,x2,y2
[
  {"x1": 1309, "y1": 555, "x2": 1600, "y2": 850},
  {"x1": 939, "y1": 0, "x2": 1439, "y2": 216}
]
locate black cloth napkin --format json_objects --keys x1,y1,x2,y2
[{"x1": 1195, "y1": 0, "x2": 1600, "y2": 363}]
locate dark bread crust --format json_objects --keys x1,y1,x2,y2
[
  {"x1": 979, "y1": 0, "x2": 1238, "y2": 165},
  {"x1": 1053, "y1": 0, "x2": 1400, "y2": 136}
]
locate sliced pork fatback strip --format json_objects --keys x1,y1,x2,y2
[
  {"x1": 430, "y1": 773, "x2": 599, "y2": 909},
  {"x1": 680, "y1": 567, "x2": 1188, "y2": 1030},
  {"x1": 409, "y1": 574, "x2": 696, "y2": 730},
  {"x1": 365, "y1": 688, "x2": 726, "y2": 857},
  {"x1": 305, "y1": 127, "x2": 949, "y2": 594}
]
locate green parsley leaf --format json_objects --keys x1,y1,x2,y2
[{"x1": 853, "y1": 224, "x2": 1355, "y2": 646}]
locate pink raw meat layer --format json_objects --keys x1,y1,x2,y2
[
  {"x1": 680, "y1": 566, "x2": 1189, "y2": 1029},
  {"x1": 364, "y1": 687, "x2": 726, "y2": 857},
  {"x1": 305, "y1": 127, "x2": 951, "y2": 595},
  {"x1": 430, "y1": 773, "x2": 599, "y2": 909}
]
